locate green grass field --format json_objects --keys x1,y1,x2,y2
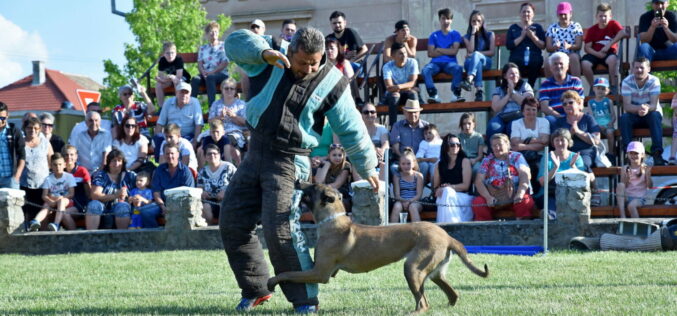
[{"x1": 1, "y1": 250, "x2": 675, "y2": 315}]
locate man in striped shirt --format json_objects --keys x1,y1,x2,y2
[
  {"x1": 619, "y1": 57, "x2": 666, "y2": 165},
  {"x1": 539, "y1": 52, "x2": 585, "y2": 126}
]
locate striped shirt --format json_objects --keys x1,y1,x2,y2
[
  {"x1": 621, "y1": 74, "x2": 662, "y2": 116},
  {"x1": 399, "y1": 175, "x2": 418, "y2": 200},
  {"x1": 538, "y1": 75, "x2": 584, "y2": 114}
]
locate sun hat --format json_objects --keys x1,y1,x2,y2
[{"x1": 402, "y1": 99, "x2": 422, "y2": 112}]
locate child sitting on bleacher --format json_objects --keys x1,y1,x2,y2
[
  {"x1": 128, "y1": 171, "x2": 152, "y2": 229},
  {"x1": 29, "y1": 153, "x2": 77, "y2": 232},
  {"x1": 584, "y1": 78, "x2": 616, "y2": 154},
  {"x1": 616, "y1": 141, "x2": 652, "y2": 219},
  {"x1": 314, "y1": 144, "x2": 353, "y2": 213},
  {"x1": 670, "y1": 94, "x2": 677, "y2": 165},
  {"x1": 389, "y1": 148, "x2": 424, "y2": 223},
  {"x1": 458, "y1": 112, "x2": 486, "y2": 171},
  {"x1": 581, "y1": 3, "x2": 626, "y2": 95},
  {"x1": 155, "y1": 41, "x2": 190, "y2": 108},
  {"x1": 416, "y1": 124, "x2": 442, "y2": 184}
]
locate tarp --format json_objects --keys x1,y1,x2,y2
[{"x1": 465, "y1": 245, "x2": 544, "y2": 256}]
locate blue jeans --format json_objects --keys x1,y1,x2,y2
[
  {"x1": 620, "y1": 111, "x2": 663, "y2": 154},
  {"x1": 139, "y1": 202, "x2": 162, "y2": 228},
  {"x1": 191, "y1": 72, "x2": 228, "y2": 107},
  {"x1": 637, "y1": 43, "x2": 677, "y2": 62},
  {"x1": 0, "y1": 176, "x2": 19, "y2": 189},
  {"x1": 463, "y1": 53, "x2": 492, "y2": 87},
  {"x1": 486, "y1": 115, "x2": 518, "y2": 146},
  {"x1": 421, "y1": 61, "x2": 463, "y2": 96},
  {"x1": 87, "y1": 200, "x2": 131, "y2": 217}
]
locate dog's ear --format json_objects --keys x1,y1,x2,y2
[
  {"x1": 320, "y1": 191, "x2": 336, "y2": 206},
  {"x1": 295, "y1": 180, "x2": 313, "y2": 191}
]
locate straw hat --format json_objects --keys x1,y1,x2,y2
[{"x1": 402, "y1": 99, "x2": 422, "y2": 112}]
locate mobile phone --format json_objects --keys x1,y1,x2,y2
[{"x1": 655, "y1": 10, "x2": 663, "y2": 18}]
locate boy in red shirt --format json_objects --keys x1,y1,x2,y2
[{"x1": 581, "y1": 3, "x2": 627, "y2": 95}]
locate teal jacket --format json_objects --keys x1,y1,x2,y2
[{"x1": 225, "y1": 30, "x2": 377, "y2": 179}]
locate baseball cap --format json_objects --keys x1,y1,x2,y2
[
  {"x1": 652, "y1": 0, "x2": 667, "y2": 3},
  {"x1": 593, "y1": 77, "x2": 609, "y2": 88},
  {"x1": 175, "y1": 82, "x2": 191, "y2": 93},
  {"x1": 251, "y1": 19, "x2": 265, "y2": 28},
  {"x1": 557, "y1": 2, "x2": 573, "y2": 14},
  {"x1": 627, "y1": 141, "x2": 645, "y2": 154}
]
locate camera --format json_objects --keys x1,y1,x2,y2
[{"x1": 655, "y1": 10, "x2": 664, "y2": 19}]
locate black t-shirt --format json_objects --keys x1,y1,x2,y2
[
  {"x1": 326, "y1": 27, "x2": 364, "y2": 52},
  {"x1": 158, "y1": 55, "x2": 191, "y2": 81},
  {"x1": 639, "y1": 10, "x2": 677, "y2": 50}
]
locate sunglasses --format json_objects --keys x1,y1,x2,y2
[
  {"x1": 223, "y1": 87, "x2": 237, "y2": 91},
  {"x1": 362, "y1": 110, "x2": 376, "y2": 115},
  {"x1": 42, "y1": 123, "x2": 54, "y2": 128},
  {"x1": 125, "y1": 124, "x2": 137, "y2": 128},
  {"x1": 562, "y1": 100, "x2": 576, "y2": 106},
  {"x1": 250, "y1": 25, "x2": 260, "y2": 29},
  {"x1": 206, "y1": 152, "x2": 220, "y2": 156},
  {"x1": 0, "y1": 117, "x2": 7, "y2": 121},
  {"x1": 448, "y1": 141, "x2": 461, "y2": 147},
  {"x1": 122, "y1": 92, "x2": 133, "y2": 97},
  {"x1": 329, "y1": 143, "x2": 343, "y2": 149}
]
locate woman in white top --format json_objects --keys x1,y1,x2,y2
[
  {"x1": 112, "y1": 116, "x2": 149, "y2": 172},
  {"x1": 21, "y1": 117, "x2": 54, "y2": 226},
  {"x1": 510, "y1": 96, "x2": 549, "y2": 192}
]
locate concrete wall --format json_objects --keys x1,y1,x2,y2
[{"x1": 1, "y1": 183, "x2": 622, "y2": 255}]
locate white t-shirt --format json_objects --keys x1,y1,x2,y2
[
  {"x1": 41, "y1": 172, "x2": 76, "y2": 197},
  {"x1": 416, "y1": 138, "x2": 443, "y2": 159},
  {"x1": 511, "y1": 117, "x2": 550, "y2": 140},
  {"x1": 113, "y1": 135, "x2": 149, "y2": 169},
  {"x1": 160, "y1": 137, "x2": 198, "y2": 170}
]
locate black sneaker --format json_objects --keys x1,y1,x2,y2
[
  {"x1": 653, "y1": 153, "x2": 667, "y2": 166},
  {"x1": 474, "y1": 90, "x2": 484, "y2": 102},
  {"x1": 452, "y1": 89, "x2": 465, "y2": 103},
  {"x1": 460, "y1": 79, "x2": 472, "y2": 91}
]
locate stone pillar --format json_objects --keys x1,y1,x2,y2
[
  {"x1": 350, "y1": 180, "x2": 386, "y2": 226},
  {"x1": 550, "y1": 169, "x2": 592, "y2": 246},
  {"x1": 0, "y1": 188, "x2": 25, "y2": 236},
  {"x1": 164, "y1": 186, "x2": 206, "y2": 232}
]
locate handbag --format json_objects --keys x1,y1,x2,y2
[
  {"x1": 497, "y1": 110, "x2": 523, "y2": 123},
  {"x1": 593, "y1": 135, "x2": 612, "y2": 167},
  {"x1": 485, "y1": 159, "x2": 516, "y2": 209}
]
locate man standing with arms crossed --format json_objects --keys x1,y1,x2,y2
[{"x1": 221, "y1": 27, "x2": 378, "y2": 314}]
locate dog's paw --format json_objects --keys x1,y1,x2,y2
[{"x1": 266, "y1": 277, "x2": 277, "y2": 292}]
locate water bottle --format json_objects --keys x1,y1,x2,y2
[{"x1": 524, "y1": 46, "x2": 530, "y2": 66}]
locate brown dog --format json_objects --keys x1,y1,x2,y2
[{"x1": 267, "y1": 183, "x2": 489, "y2": 313}]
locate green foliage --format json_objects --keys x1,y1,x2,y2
[
  {"x1": 1, "y1": 250, "x2": 676, "y2": 314},
  {"x1": 101, "y1": 0, "x2": 231, "y2": 110}
]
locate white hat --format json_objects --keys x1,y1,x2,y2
[
  {"x1": 251, "y1": 19, "x2": 265, "y2": 28},
  {"x1": 175, "y1": 82, "x2": 191, "y2": 93}
]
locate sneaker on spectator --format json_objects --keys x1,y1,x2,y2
[
  {"x1": 460, "y1": 78, "x2": 472, "y2": 91},
  {"x1": 28, "y1": 220, "x2": 40, "y2": 232},
  {"x1": 669, "y1": 157, "x2": 677, "y2": 165},
  {"x1": 474, "y1": 90, "x2": 484, "y2": 102},
  {"x1": 653, "y1": 152, "x2": 667, "y2": 166},
  {"x1": 427, "y1": 95, "x2": 441, "y2": 104},
  {"x1": 235, "y1": 293, "x2": 273, "y2": 312},
  {"x1": 48, "y1": 223, "x2": 59, "y2": 231},
  {"x1": 294, "y1": 305, "x2": 319, "y2": 314},
  {"x1": 450, "y1": 90, "x2": 465, "y2": 103}
]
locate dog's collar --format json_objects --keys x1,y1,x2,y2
[{"x1": 317, "y1": 212, "x2": 347, "y2": 226}]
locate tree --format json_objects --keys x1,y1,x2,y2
[{"x1": 101, "y1": 0, "x2": 230, "y2": 109}]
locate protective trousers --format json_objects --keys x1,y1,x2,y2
[{"x1": 219, "y1": 139, "x2": 317, "y2": 307}]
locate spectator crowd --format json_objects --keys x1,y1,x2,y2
[{"x1": 1, "y1": 1, "x2": 676, "y2": 231}]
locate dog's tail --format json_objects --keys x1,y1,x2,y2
[{"x1": 449, "y1": 238, "x2": 489, "y2": 278}]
